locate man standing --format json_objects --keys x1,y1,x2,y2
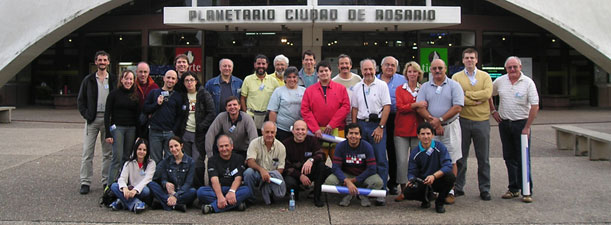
[
  {"x1": 324, "y1": 123, "x2": 383, "y2": 207},
  {"x1": 416, "y1": 59, "x2": 464, "y2": 204},
  {"x1": 143, "y1": 70, "x2": 184, "y2": 163},
  {"x1": 489, "y1": 56, "x2": 539, "y2": 203},
  {"x1": 451, "y1": 48, "x2": 493, "y2": 201},
  {"x1": 405, "y1": 122, "x2": 455, "y2": 213},
  {"x1": 135, "y1": 61, "x2": 159, "y2": 138},
  {"x1": 298, "y1": 50, "x2": 318, "y2": 88},
  {"x1": 271, "y1": 54, "x2": 289, "y2": 86},
  {"x1": 351, "y1": 58, "x2": 391, "y2": 205},
  {"x1": 240, "y1": 54, "x2": 280, "y2": 130},
  {"x1": 243, "y1": 121, "x2": 287, "y2": 205},
  {"x1": 198, "y1": 135, "x2": 251, "y2": 214},
  {"x1": 332, "y1": 54, "x2": 362, "y2": 124},
  {"x1": 301, "y1": 61, "x2": 351, "y2": 157},
  {"x1": 282, "y1": 120, "x2": 332, "y2": 207},
  {"x1": 205, "y1": 96, "x2": 258, "y2": 159},
  {"x1": 77, "y1": 50, "x2": 116, "y2": 194},
  {"x1": 376, "y1": 56, "x2": 406, "y2": 195},
  {"x1": 205, "y1": 58, "x2": 243, "y2": 115},
  {"x1": 173, "y1": 54, "x2": 190, "y2": 93},
  {"x1": 135, "y1": 62, "x2": 159, "y2": 108}
]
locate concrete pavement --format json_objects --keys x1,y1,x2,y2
[{"x1": 1, "y1": 107, "x2": 610, "y2": 224}]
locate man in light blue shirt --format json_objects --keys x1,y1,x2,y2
[
  {"x1": 298, "y1": 50, "x2": 318, "y2": 87},
  {"x1": 376, "y1": 56, "x2": 406, "y2": 195}
]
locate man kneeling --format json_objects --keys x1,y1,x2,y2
[
  {"x1": 197, "y1": 135, "x2": 251, "y2": 214},
  {"x1": 324, "y1": 123, "x2": 383, "y2": 207},
  {"x1": 405, "y1": 122, "x2": 456, "y2": 213}
]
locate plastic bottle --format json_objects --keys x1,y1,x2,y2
[{"x1": 289, "y1": 189, "x2": 296, "y2": 211}]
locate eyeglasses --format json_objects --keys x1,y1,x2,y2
[
  {"x1": 184, "y1": 79, "x2": 196, "y2": 83},
  {"x1": 431, "y1": 66, "x2": 444, "y2": 71}
]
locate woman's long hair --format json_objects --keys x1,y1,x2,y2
[{"x1": 130, "y1": 138, "x2": 151, "y2": 171}]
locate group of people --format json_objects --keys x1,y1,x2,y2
[{"x1": 77, "y1": 48, "x2": 539, "y2": 214}]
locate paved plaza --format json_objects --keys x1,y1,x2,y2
[{"x1": 1, "y1": 107, "x2": 610, "y2": 224}]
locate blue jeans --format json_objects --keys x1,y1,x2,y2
[
  {"x1": 148, "y1": 181, "x2": 196, "y2": 210},
  {"x1": 358, "y1": 120, "x2": 388, "y2": 189},
  {"x1": 108, "y1": 126, "x2": 136, "y2": 186},
  {"x1": 110, "y1": 182, "x2": 150, "y2": 210},
  {"x1": 148, "y1": 129, "x2": 174, "y2": 163},
  {"x1": 197, "y1": 186, "x2": 251, "y2": 212}
]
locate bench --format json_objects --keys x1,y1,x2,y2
[
  {"x1": 0, "y1": 106, "x2": 16, "y2": 123},
  {"x1": 552, "y1": 125, "x2": 611, "y2": 161}
]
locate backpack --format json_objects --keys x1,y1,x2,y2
[{"x1": 99, "y1": 185, "x2": 117, "y2": 207}]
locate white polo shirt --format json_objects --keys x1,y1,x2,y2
[
  {"x1": 492, "y1": 73, "x2": 539, "y2": 121},
  {"x1": 351, "y1": 78, "x2": 391, "y2": 120}
]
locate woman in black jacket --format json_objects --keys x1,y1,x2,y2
[
  {"x1": 105, "y1": 70, "x2": 140, "y2": 186},
  {"x1": 177, "y1": 71, "x2": 215, "y2": 188}
]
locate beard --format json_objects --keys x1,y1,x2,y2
[{"x1": 256, "y1": 67, "x2": 266, "y2": 76}]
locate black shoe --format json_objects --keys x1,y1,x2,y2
[
  {"x1": 420, "y1": 201, "x2": 431, "y2": 209},
  {"x1": 435, "y1": 203, "x2": 446, "y2": 213},
  {"x1": 151, "y1": 199, "x2": 163, "y2": 210},
  {"x1": 174, "y1": 204, "x2": 187, "y2": 212},
  {"x1": 388, "y1": 186, "x2": 399, "y2": 195},
  {"x1": 79, "y1": 185, "x2": 90, "y2": 195},
  {"x1": 455, "y1": 190, "x2": 465, "y2": 197},
  {"x1": 237, "y1": 202, "x2": 247, "y2": 211},
  {"x1": 480, "y1": 191, "x2": 491, "y2": 201}
]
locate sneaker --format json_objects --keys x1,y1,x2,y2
[
  {"x1": 420, "y1": 201, "x2": 431, "y2": 209},
  {"x1": 502, "y1": 190, "x2": 520, "y2": 199},
  {"x1": 374, "y1": 197, "x2": 385, "y2": 206},
  {"x1": 237, "y1": 202, "x2": 247, "y2": 211},
  {"x1": 445, "y1": 193, "x2": 455, "y2": 204},
  {"x1": 339, "y1": 195, "x2": 353, "y2": 207},
  {"x1": 109, "y1": 199, "x2": 123, "y2": 211},
  {"x1": 79, "y1": 185, "x2": 90, "y2": 195},
  {"x1": 133, "y1": 201, "x2": 146, "y2": 214},
  {"x1": 360, "y1": 196, "x2": 371, "y2": 207},
  {"x1": 522, "y1": 195, "x2": 533, "y2": 203},
  {"x1": 174, "y1": 204, "x2": 187, "y2": 212},
  {"x1": 201, "y1": 204, "x2": 214, "y2": 214}
]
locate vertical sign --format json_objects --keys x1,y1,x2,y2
[{"x1": 175, "y1": 47, "x2": 202, "y2": 72}]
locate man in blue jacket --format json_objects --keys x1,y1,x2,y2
[
  {"x1": 406, "y1": 122, "x2": 456, "y2": 213},
  {"x1": 205, "y1": 58, "x2": 243, "y2": 115}
]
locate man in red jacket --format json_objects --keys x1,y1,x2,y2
[
  {"x1": 300, "y1": 61, "x2": 351, "y2": 158},
  {"x1": 136, "y1": 62, "x2": 159, "y2": 108}
]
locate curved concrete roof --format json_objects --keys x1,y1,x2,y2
[{"x1": 1, "y1": 0, "x2": 610, "y2": 88}]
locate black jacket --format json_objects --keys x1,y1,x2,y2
[
  {"x1": 77, "y1": 71, "x2": 117, "y2": 124},
  {"x1": 176, "y1": 88, "x2": 216, "y2": 154}
]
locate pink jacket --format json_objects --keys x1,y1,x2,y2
[{"x1": 301, "y1": 81, "x2": 350, "y2": 132}]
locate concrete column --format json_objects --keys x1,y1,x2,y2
[{"x1": 302, "y1": 26, "x2": 323, "y2": 60}]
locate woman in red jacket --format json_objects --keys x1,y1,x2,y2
[{"x1": 394, "y1": 61, "x2": 428, "y2": 201}]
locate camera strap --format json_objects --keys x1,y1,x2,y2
[{"x1": 362, "y1": 84, "x2": 369, "y2": 112}]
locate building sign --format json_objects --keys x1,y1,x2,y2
[
  {"x1": 164, "y1": 6, "x2": 460, "y2": 31},
  {"x1": 175, "y1": 48, "x2": 202, "y2": 72}
]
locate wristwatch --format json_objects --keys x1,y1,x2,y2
[
  {"x1": 228, "y1": 189, "x2": 236, "y2": 193},
  {"x1": 308, "y1": 158, "x2": 314, "y2": 162},
  {"x1": 379, "y1": 124, "x2": 385, "y2": 129},
  {"x1": 439, "y1": 117, "x2": 444, "y2": 123}
]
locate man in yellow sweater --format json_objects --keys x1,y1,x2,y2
[{"x1": 451, "y1": 48, "x2": 493, "y2": 201}]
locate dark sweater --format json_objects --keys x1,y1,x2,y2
[
  {"x1": 407, "y1": 140, "x2": 453, "y2": 180},
  {"x1": 104, "y1": 87, "x2": 140, "y2": 138},
  {"x1": 331, "y1": 140, "x2": 377, "y2": 183},
  {"x1": 282, "y1": 135, "x2": 326, "y2": 180},
  {"x1": 142, "y1": 88, "x2": 185, "y2": 133}
]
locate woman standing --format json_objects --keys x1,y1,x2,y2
[
  {"x1": 394, "y1": 61, "x2": 427, "y2": 201},
  {"x1": 109, "y1": 138, "x2": 155, "y2": 213},
  {"x1": 105, "y1": 70, "x2": 140, "y2": 187},
  {"x1": 148, "y1": 136, "x2": 196, "y2": 212},
  {"x1": 267, "y1": 66, "x2": 306, "y2": 141},
  {"x1": 177, "y1": 71, "x2": 215, "y2": 188}
]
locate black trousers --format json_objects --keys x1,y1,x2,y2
[
  {"x1": 405, "y1": 173, "x2": 455, "y2": 205},
  {"x1": 283, "y1": 161, "x2": 332, "y2": 200},
  {"x1": 386, "y1": 113, "x2": 398, "y2": 187}
]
